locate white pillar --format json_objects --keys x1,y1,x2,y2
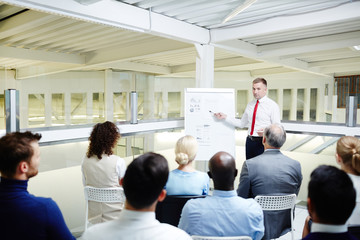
[
  {"x1": 195, "y1": 44, "x2": 214, "y2": 88},
  {"x1": 332, "y1": 95, "x2": 338, "y2": 122},
  {"x1": 317, "y1": 86, "x2": 325, "y2": 122},
  {"x1": 104, "y1": 69, "x2": 113, "y2": 121},
  {"x1": 290, "y1": 88, "x2": 297, "y2": 121},
  {"x1": 277, "y1": 89, "x2": 283, "y2": 120}
]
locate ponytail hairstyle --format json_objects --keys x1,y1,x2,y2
[
  {"x1": 175, "y1": 135, "x2": 198, "y2": 165},
  {"x1": 336, "y1": 136, "x2": 360, "y2": 175}
]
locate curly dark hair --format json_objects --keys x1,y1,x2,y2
[{"x1": 86, "y1": 121, "x2": 121, "y2": 159}]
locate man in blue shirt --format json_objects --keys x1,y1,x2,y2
[
  {"x1": 0, "y1": 131, "x2": 75, "y2": 240},
  {"x1": 178, "y1": 151, "x2": 264, "y2": 240}
]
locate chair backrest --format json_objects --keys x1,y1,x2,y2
[
  {"x1": 155, "y1": 195, "x2": 206, "y2": 226},
  {"x1": 254, "y1": 194, "x2": 296, "y2": 211},
  {"x1": 191, "y1": 236, "x2": 252, "y2": 240},
  {"x1": 84, "y1": 186, "x2": 125, "y2": 230},
  {"x1": 254, "y1": 194, "x2": 296, "y2": 240}
]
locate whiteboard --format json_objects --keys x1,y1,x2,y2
[{"x1": 185, "y1": 88, "x2": 235, "y2": 161}]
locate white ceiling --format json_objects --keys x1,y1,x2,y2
[{"x1": 0, "y1": 0, "x2": 360, "y2": 79}]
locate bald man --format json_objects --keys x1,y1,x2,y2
[
  {"x1": 237, "y1": 123, "x2": 302, "y2": 240},
  {"x1": 178, "y1": 152, "x2": 264, "y2": 240}
]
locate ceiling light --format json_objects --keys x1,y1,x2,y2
[
  {"x1": 353, "y1": 45, "x2": 360, "y2": 51},
  {"x1": 74, "y1": 0, "x2": 102, "y2": 5},
  {"x1": 222, "y1": 0, "x2": 257, "y2": 24}
]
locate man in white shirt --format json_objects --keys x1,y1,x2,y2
[
  {"x1": 215, "y1": 78, "x2": 280, "y2": 159},
  {"x1": 80, "y1": 152, "x2": 192, "y2": 240}
]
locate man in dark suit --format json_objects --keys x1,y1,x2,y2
[
  {"x1": 237, "y1": 123, "x2": 302, "y2": 240},
  {"x1": 302, "y1": 165, "x2": 357, "y2": 240}
]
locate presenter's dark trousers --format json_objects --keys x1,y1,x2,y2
[{"x1": 246, "y1": 136, "x2": 264, "y2": 160}]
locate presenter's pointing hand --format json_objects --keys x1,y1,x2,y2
[{"x1": 214, "y1": 112, "x2": 227, "y2": 120}]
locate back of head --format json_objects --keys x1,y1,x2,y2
[
  {"x1": 175, "y1": 135, "x2": 198, "y2": 165},
  {"x1": 336, "y1": 136, "x2": 360, "y2": 174},
  {"x1": 86, "y1": 121, "x2": 120, "y2": 159},
  {"x1": 122, "y1": 152, "x2": 169, "y2": 209},
  {"x1": 209, "y1": 151, "x2": 237, "y2": 190},
  {"x1": 0, "y1": 131, "x2": 42, "y2": 178},
  {"x1": 253, "y1": 77, "x2": 267, "y2": 87},
  {"x1": 264, "y1": 123, "x2": 286, "y2": 148},
  {"x1": 308, "y1": 165, "x2": 355, "y2": 224}
]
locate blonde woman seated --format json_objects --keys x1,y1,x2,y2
[
  {"x1": 336, "y1": 136, "x2": 360, "y2": 225},
  {"x1": 165, "y1": 135, "x2": 209, "y2": 196},
  {"x1": 82, "y1": 121, "x2": 126, "y2": 224}
]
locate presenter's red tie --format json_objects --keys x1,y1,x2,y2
[{"x1": 250, "y1": 100, "x2": 259, "y2": 136}]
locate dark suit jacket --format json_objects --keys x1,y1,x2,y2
[
  {"x1": 303, "y1": 232, "x2": 359, "y2": 240},
  {"x1": 237, "y1": 149, "x2": 302, "y2": 240}
]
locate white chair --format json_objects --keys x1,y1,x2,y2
[
  {"x1": 84, "y1": 186, "x2": 125, "y2": 230},
  {"x1": 191, "y1": 236, "x2": 252, "y2": 240},
  {"x1": 254, "y1": 194, "x2": 297, "y2": 240}
]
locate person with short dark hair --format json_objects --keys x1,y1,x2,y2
[
  {"x1": 302, "y1": 165, "x2": 357, "y2": 240},
  {"x1": 178, "y1": 151, "x2": 264, "y2": 240},
  {"x1": 80, "y1": 152, "x2": 192, "y2": 240},
  {"x1": 214, "y1": 78, "x2": 281, "y2": 159},
  {"x1": 0, "y1": 131, "x2": 75, "y2": 240},
  {"x1": 237, "y1": 123, "x2": 302, "y2": 240},
  {"x1": 82, "y1": 121, "x2": 126, "y2": 224}
]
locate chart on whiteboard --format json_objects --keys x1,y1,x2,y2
[{"x1": 185, "y1": 88, "x2": 235, "y2": 161}]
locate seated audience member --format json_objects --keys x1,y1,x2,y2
[
  {"x1": 82, "y1": 121, "x2": 126, "y2": 224},
  {"x1": 302, "y1": 165, "x2": 357, "y2": 240},
  {"x1": 178, "y1": 151, "x2": 264, "y2": 240},
  {"x1": 0, "y1": 131, "x2": 75, "y2": 240},
  {"x1": 165, "y1": 135, "x2": 209, "y2": 195},
  {"x1": 237, "y1": 123, "x2": 302, "y2": 240},
  {"x1": 336, "y1": 136, "x2": 360, "y2": 225},
  {"x1": 80, "y1": 152, "x2": 192, "y2": 240}
]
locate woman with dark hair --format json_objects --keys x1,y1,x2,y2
[{"x1": 82, "y1": 121, "x2": 126, "y2": 224}]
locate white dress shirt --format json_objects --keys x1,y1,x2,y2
[
  {"x1": 80, "y1": 209, "x2": 192, "y2": 240},
  {"x1": 226, "y1": 95, "x2": 280, "y2": 136},
  {"x1": 311, "y1": 222, "x2": 347, "y2": 233}
]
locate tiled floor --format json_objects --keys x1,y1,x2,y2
[{"x1": 278, "y1": 203, "x2": 308, "y2": 240}]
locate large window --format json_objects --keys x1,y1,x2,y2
[
  {"x1": 336, "y1": 75, "x2": 360, "y2": 108},
  {"x1": 93, "y1": 92, "x2": 105, "y2": 123},
  {"x1": 71, "y1": 93, "x2": 87, "y2": 125},
  {"x1": 28, "y1": 94, "x2": 45, "y2": 127},
  {"x1": 236, "y1": 90, "x2": 247, "y2": 118},
  {"x1": 114, "y1": 92, "x2": 127, "y2": 121},
  {"x1": 168, "y1": 92, "x2": 181, "y2": 118},
  {"x1": 282, "y1": 89, "x2": 291, "y2": 120},
  {"x1": 51, "y1": 93, "x2": 65, "y2": 126},
  {"x1": 297, "y1": 89, "x2": 304, "y2": 121}
]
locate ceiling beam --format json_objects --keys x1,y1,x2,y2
[
  {"x1": 0, "y1": 10, "x2": 57, "y2": 40},
  {"x1": 14, "y1": 42, "x2": 192, "y2": 79},
  {"x1": 0, "y1": 46, "x2": 85, "y2": 64},
  {"x1": 95, "y1": 61, "x2": 171, "y2": 75},
  {"x1": 257, "y1": 32, "x2": 360, "y2": 58},
  {"x1": 2, "y1": 0, "x2": 210, "y2": 44},
  {"x1": 210, "y1": 1, "x2": 360, "y2": 43},
  {"x1": 171, "y1": 57, "x2": 260, "y2": 73},
  {"x1": 309, "y1": 57, "x2": 360, "y2": 68}
]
